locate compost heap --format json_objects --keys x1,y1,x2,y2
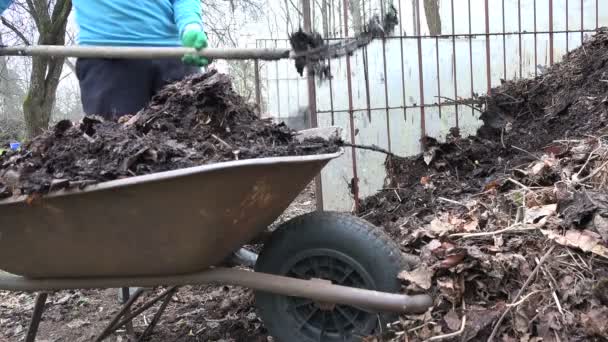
[
  {"x1": 0, "y1": 70, "x2": 339, "y2": 198},
  {"x1": 359, "y1": 30, "x2": 608, "y2": 341}
]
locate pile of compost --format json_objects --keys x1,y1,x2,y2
[
  {"x1": 359, "y1": 29, "x2": 608, "y2": 341},
  {"x1": 0, "y1": 70, "x2": 339, "y2": 198}
]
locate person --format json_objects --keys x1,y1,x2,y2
[{"x1": 0, "y1": 0, "x2": 209, "y2": 121}]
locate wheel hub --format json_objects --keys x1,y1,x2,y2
[{"x1": 280, "y1": 249, "x2": 378, "y2": 340}]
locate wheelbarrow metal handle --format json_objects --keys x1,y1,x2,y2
[
  {"x1": 0, "y1": 45, "x2": 295, "y2": 61},
  {"x1": 0, "y1": 268, "x2": 433, "y2": 314}
]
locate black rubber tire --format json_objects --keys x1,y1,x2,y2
[{"x1": 254, "y1": 211, "x2": 417, "y2": 342}]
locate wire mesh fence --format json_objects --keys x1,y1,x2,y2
[{"x1": 255, "y1": 0, "x2": 607, "y2": 211}]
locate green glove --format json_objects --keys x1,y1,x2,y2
[{"x1": 181, "y1": 24, "x2": 209, "y2": 67}]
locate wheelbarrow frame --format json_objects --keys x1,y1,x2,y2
[{"x1": 0, "y1": 266, "x2": 433, "y2": 341}]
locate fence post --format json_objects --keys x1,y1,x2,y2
[
  {"x1": 302, "y1": 0, "x2": 324, "y2": 211},
  {"x1": 254, "y1": 58, "x2": 262, "y2": 117}
]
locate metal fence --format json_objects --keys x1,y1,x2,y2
[{"x1": 255, "y1": 0, "x2": 608, "y2": 211}]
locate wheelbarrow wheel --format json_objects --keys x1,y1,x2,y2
[{"x1": 254, "y1": 211, "x2": 417, "y2": 342}]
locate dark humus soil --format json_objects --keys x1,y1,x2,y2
[
  {"x1": 0, "y1": 70, "x2": 339, "y2": 198},
  {"x1": 358, "y1": 29, "x2": 608, "y2": 341}
]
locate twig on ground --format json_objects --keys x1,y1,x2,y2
[
  {"x1": 423, "y1": 300, "x2": 466, "y2": 341},
  {"x1": 394, "y1": 190, "x2": 402, "y2": 203},
  {"x1": 341, "y1": 142, "x2": 396, "y2": 157},
  {"x1": 574, "y1": 142, "x2": 603, "y2": 180},
  {"x1": 211, "y1": 134, "x2": 232, "y2": 149},
  {"x1": 512, "y1": 145, "x2": 542, "y2": 161},
  {"x1": 437, "y1": 197, "x2": 468, "y2": 208},
  {"x1": 507, "y1": 178, "x2": 533, "y2": 192},
  {"x1": 488, "y1": 245, "x2": 556, "y2": 342},
  {"x1": 505, "y1": 290, "x2": 544, "y2": 307},
  {"x1": 552, "y1": 290, "x2": 565, "y2": 316},
  {"x1": 449, "y1": 223, "x2": 538, "y2": 239},
  {"x1": 576, "y1": 159, "x2": 608, "y2": 183}
]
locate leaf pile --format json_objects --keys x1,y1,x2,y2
[
  {"x1": 360, "y1": 29, "x2": 608, "y2": 341},
  {"x1": 0, "y1": 70, "x2": 339, "y2": 198}
]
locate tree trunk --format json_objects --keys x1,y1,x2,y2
[
  {"x1": 349, "y1": 0, "x2": 362, "y2": 35},
  {"x1": 22, "y1": 0, "x2": 72, "y2": 140},
  {"x1": 321, "y1": 0, "x2": 329, "y2": 37},
  {"x1": 423, "y1": 0, "x2": 442, "y2": 35}
]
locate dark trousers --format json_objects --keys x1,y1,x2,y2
[{"x1": 76, "y1": 58, "x2": 200, "y2": 121}]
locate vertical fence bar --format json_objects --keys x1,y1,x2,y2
[
  {"x1": 485, "y1": 0, "x2": 492, "y2": 94},
  {"x1": 362, "y1": 2, "x2": 372, "y2": 122},
  {"x1": 399, "y1": 0, "x2": 408, "y2": 123},
  {"x1": 415, "y1": 0, "x2": 427, "y2": 144},
  {"x1": 343, "y1": 0, "x2": 360, "y2": 210},
  {"x1": 596, "y1": 0, "x2": 599, "y2": 30},
  {"x1": 518, "y1": 0, "x2": 523, "y2": 78},
  {"x1": 327, "y1": 57, "x2": 335, "y2": 125},
  {"x1": 435, "y1": 36, "x2": 442, "y2": 119},
  {"x1": 502, "y1": 0, "x2": 507, "y2": 78},
  {"x1": 580, "y1": 0, "x2": 585, "y2": 43},
  {"x1": 382, "y1": 38, "x2": 392, "y2": 152},
  {"x1": 534, "y1": 0, "x2": 538, "y2": 77},
  {"x1": 451, "y1": 0, "x2": 459, "y2": 128},
  {"x1": 363, "y1": 47, "x2": 372, "y2": 122},
  {"x1": 468, "y1": 0, "x2": 474, "y2": 115},
  {"x1": 566, "y1": 0, "x2": 569, "y2": 52},
  {"x1": 254, "y1": 59, "x2": 262, "y2": 116},
  {"x1": 302, "y1": 0, "x2": 323, "y2": 211},
  {"x1": 264, "y1": 40, "x2": 271, "y2": 116},
  {"x1": 549, "y1": 0, "x2": 554, "y2": 65},
  {"x1": 274, "y1": 40, "x2": 281, "y2": 115}
]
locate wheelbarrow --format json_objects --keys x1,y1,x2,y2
[{"x1": 0, "y1": 128, "x2": 433, "y2": 342}]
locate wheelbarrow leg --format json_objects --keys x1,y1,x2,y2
[
  {"x1": 96, "y1": 287, "x2": 178, "y2": 341},
  {"x1": 121, "y1": 287, "x2": 136, "y2": 339},
  {"x1": 96, "y1": 288, "x2": 145, "y2": 342},
  {"x1": 25, "y1": 292, "x2": 48, "y2": 342},
  {"x1": 137, "y1": 287, "x2": 179, "y2": 341}
]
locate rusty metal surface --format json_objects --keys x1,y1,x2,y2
[
  {"x1": 0, "y1": 151, "x2": 342, "y2": 278},
  {"x1": 0, "y1": 267, "x2": 433, "y2": 314}
]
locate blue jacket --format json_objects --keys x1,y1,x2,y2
[{"x1": 0, "y1": 0, "x2": 203, "y2": 47}]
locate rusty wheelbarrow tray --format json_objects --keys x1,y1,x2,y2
[
  {"x1": 0, "y1": 142, "x2": 433, "y2": 341},
  {"x1": 0, "y1": 150, "x2": 343, "y2": 278}
]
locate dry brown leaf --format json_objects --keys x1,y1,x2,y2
[
  {"x1": 525, "y1": 204, "x2": 557, "y2": 225},
  {"x1": 439, "y1": 252, "x2": 466, "y2": 269},
  {"x1": 398, "y1": 265, "x2": 434, "y2": 290},
  {"x1": 462, "y1": 305, "x2": 503, "y2": 341},
  {"x1": 443, "y1": 310, "x2": 462, "y2": 331},
  {"x1": 593, "y1": 213, "x2": 608, "y2": 242},
  {"x1": 428, "y1": 217, "x2": 453, "y2": 235},
  {"x1": 484, "y1": 179, "x2": 501, "y2": 191},
  {"x1": 513, "y1": 311, "x2": 530, "y2": 334},
  {"x1": 463, "y1": 218, "x2": 479, "y2": 232},
  {"x1": 436, "y1": 276, "x2": 463, "y2": 304},
  {"x1": 420, "y1": 176, "x2": 430, "y2": 185},
  {"x1": 581, "y1": 307, "x2": 608, "y2": 337},
  {"x1": 541, "y1": 229, "x2": 608, "y2": 258}
]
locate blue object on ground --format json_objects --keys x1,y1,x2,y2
[{"x1": 9, "y1": 142, "x2": 20, "y2": 151}]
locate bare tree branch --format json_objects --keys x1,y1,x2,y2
[{"x1": 0, "y1": 17, "x2": 31, "y2": 45}]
